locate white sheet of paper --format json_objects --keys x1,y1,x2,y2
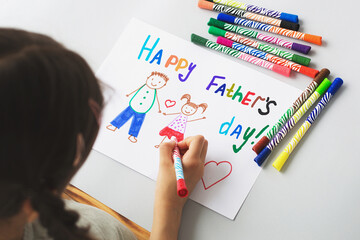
[{"x1": 94, "y1": 18, "x2": 302, "y2": 220}]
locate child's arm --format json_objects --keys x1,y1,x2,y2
[
  {"x1": 162, "y1": 112, "x2": 181, "y2": 116},
  {"x1": 150, "y1": 136, "x2": 208, "y2": 240},
  {"x1": 156, "y1": 93, "x2": 161, "y2": 113},
  {"x1": 187, "y1": 116, "x2": 206, "y2": 122},
  {"x1": 126, "y1": 85, "x2": 143, "y2": 97}
]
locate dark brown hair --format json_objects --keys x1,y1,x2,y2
[{"x1": 0, "y1": 28, "x2": 103, "y2": 239}]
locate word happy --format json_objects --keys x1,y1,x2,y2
[{"x1": 138, "y1": 35, "x2": 197, "y2": 82}]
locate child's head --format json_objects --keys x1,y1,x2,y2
[
  {"x1": 180, "y1": 94, "x2": 208, "y2": 116},
  {"x1": 0, "y1": 28, "x2": 103, "y2": 240},
  {"x1": 146, "y1": 71, "x2": 169, "y2": 89}
]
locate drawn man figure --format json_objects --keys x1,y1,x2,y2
[{"x1": 107, "y1": 71, "x2": 169, "y2": 143}]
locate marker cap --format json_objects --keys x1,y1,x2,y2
[
  {"x1": 191, "y1": 34, "x2": 208, "y2": 46},
  {"x1": 280, "y1": 12, "x2": 299, "y2": 23},
  {"x1": 208, "y1": 26, "x2": 227, "y2": 37},
  {"x1": 177, "y1": 179, "x2": 189, "y2": 198},
  {"x1": 291, "y1": 42, "x2": 311, "y2": 55},
  {"x1": 279, "y1": 20, "x2": 300, "y2": 31},
  {"x1": 313, "y1": 68, "x2": 330, "y2": 85},
  {"x1": 304, "y1": 34, "x2": 322, "y2": 45},
  {"x1": 208, "y1": 18, "x2": 226, "y2": 29},
  {"x1": 254, "y1": 147, "x2": 272, "y2": 166},
  {"x1": 327, "y1": 78, "x2": 343, "y2": 95},
  {"x1": 198, "y1": 0, "x2": 214, "y2": 10},
  {"x1": 272, "y1": 64, "x2": 291, "y2": 77},
  {"x1": 299, "y1": 66, "x2": 319, "y2": 78},
  {"x1": 217, "y1": 36, "x2": 233, "y2": 47},
  {"x1": 273, "y1": 151, "x2": 290, "y2": 171},
  {"x1": 291, "y1": 54, "x2": 311, "y2": 66},
  {"x1": 315, "y1": 78, "x2": 332, "y2": 95},
  {"x1": 217, "y1": 13, "x2": 237, "y2": 24},
  {"x1": 252, "y1": 136, "x2": 270, "y2": 155}
]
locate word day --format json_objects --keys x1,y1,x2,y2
[
  {"x1": 219, "y1": 116, "x2": 269, "y2": 153},
  {"x1": 138, "y1": 35, "x2": 197, "y2": 82}
]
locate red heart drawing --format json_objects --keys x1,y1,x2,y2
[
  {"x1": 201, "y1": 161, "x2": 232, "y2": 190},
  {"x1": 165, "y1": 99, "x2": 176, "y2": 108}
]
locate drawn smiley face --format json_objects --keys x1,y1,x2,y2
[
  {"x1": 181, "y1": 104, "x2": 197, "y2": 116},
  {"x1": 146, "y1": 75, "x2": 167, "y2": 89}
]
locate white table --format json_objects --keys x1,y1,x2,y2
[{"x1": 2, "y1": 0, "x2": 359, "y2": 239}]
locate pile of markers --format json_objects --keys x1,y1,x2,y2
[{"x1": 193, "y1": 0, "x2": 343, "y2": 171}]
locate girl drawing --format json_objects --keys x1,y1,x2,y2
[{"x1": 155, "y1": 94, "x2": 208, "y2": 148}]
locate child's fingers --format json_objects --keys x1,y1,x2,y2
[
  {"x1": 200, "y1": 139, "x2": 208, "y2": 163},
  {"x1": 187, "y1": 135, "x2": 206, "y2": 158},
  {"x1": 179, "y1": 135, "x2": 206, "y2": 159},
  {"x1": 158, "y1": 141, "x2": 176, "y2": 168}
]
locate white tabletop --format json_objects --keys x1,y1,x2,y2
[{"x1": 2, "y1": 0, "x2": 359, "y2": 239}]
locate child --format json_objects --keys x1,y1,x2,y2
[
  {"x1": 0, "y1": 28, "x2": 208, "y2": 240},
  {"x1": 106, "y1": 71, "x2": 168, "y2": 143},
  {"x1": 155, "y1": 94, "x2": 208, "y2": 148}
]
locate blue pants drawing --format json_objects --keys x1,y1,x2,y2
[{"x1": 110, "y1": 106, "x2": 146, "y2": 138}]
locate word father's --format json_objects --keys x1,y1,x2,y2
[
  {"x1": 206, "y1": 76, "x2": 278, "y2": 116},
  {"x1": 138, "y1": 35, "x2": 196, "y2": 82}
]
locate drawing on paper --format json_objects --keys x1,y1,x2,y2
[
  {"x1": 106, "y1": 71, "x2": 169, "y2": 143},
  {"x1": 155, "y1": 94, "x2": 208, "y2": 147},
  {"x1": 201, "y1": 161, "x2": 232, "y2": 190}
]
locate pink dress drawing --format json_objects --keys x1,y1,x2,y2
[{"x1": 159, "y1": 114, "x2": 188, "y2": 141}]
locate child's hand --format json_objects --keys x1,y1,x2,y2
[
  {"x1": 150, "y1": 135, "x2": 208, "y2": 240},
  {"x1": 157, "y1": 135, "x2": 207, "y2": 206}
]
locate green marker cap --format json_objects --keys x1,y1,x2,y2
[
  {"x1": 315, "y1": 78, "x2": 332, "y2": 95},
  {"x1": 291, "y1": 54, "x2": 311, "y2": 66},
  {"x1": 191, "y1": 34, "x2": 208, "y2": 46},
  {"x1": 208, "y1": 18, "x2": 226, "y2": 29},
  {"x1": 208, "y1": 26, "x2": 227, "y2": 37}
]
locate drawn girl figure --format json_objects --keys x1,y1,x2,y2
[{"x1": 155, "y1": 94, "x2": 208, "y2": 148}]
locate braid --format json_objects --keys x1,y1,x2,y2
[
  {"x1": 30, "y1": 189, "x2": 93, "y2": 240},
  {"x1": 0, "y1": 183, "x2": 27, "y2": 218}
]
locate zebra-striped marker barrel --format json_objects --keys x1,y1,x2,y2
[
  {"x1": 198, "y1": 0, "x2": 299, "y2": 30},
  {"x1": 171, "y1": 136, "x2": 188, "y2": 198},
  {"x1": 191, "y1": 34, "x2": 290, "y2": 76},
  {"x1": 210, "y1": 0, "x2": 298, "y2": 23},
  {"x1": 217, "y1": 13, "x2": 322, "y2": 45},
  {"x1": 252, "y1": 68, "x2": 330, "y2": 154},
  {"x1": 254, "y1": 78, "x2": 332, "y2": 166},
  {"x1": 273, "y1": 78, "x2": 343, "y2": 171},
  {"x1": 207, "y1": 18, "x2": 311, "y2": 55}
]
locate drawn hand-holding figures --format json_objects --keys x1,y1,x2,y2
[
  {"x1": 106, "y1": 71, "x2": 208, "y2": 145},
  {"x1": 107, "y1": 71, "x2": 169, "y2": 143}
]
